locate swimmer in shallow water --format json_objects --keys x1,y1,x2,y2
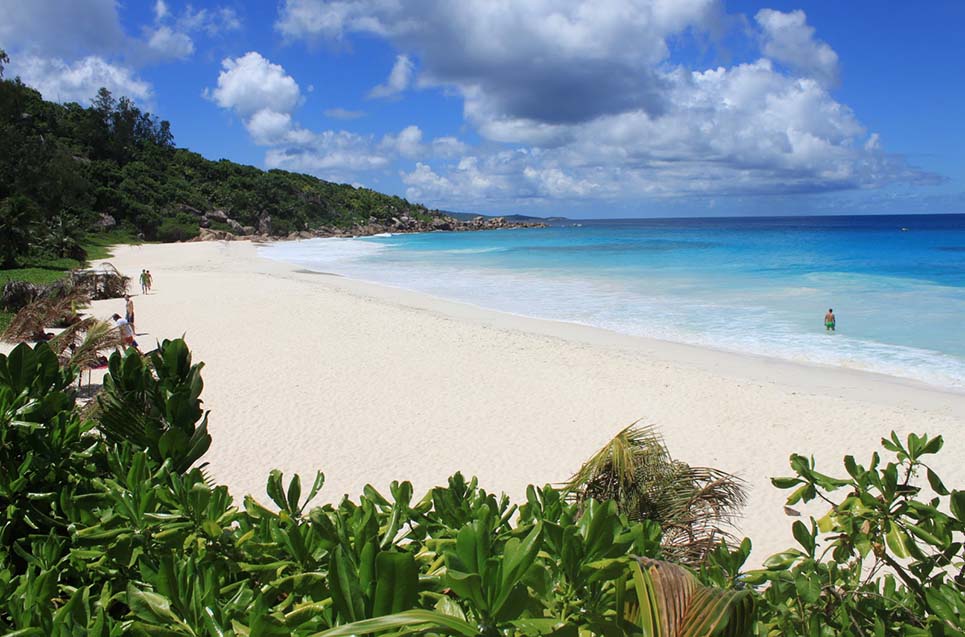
[{"x1": 825, "y1": 308, "x2": 836, "y2": 332}]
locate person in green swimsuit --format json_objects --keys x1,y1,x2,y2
[{"x1": 825, "y1": 308, "x2": 836, "y2": 332}]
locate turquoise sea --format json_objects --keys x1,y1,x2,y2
[{"x1": 261, "y1": 214, "x2": 965, "y2": 390}]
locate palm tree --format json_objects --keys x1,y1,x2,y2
[
  {"x1": 49, "y1": 317, "x2": 123, "y2": 370},
  {"x1": 563, "y1": 423, "x2": 747, "y2": 566},
  {"x1": 0, "y1": 287, "x2": 90, "y2": 344}
]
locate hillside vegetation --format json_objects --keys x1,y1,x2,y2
[{"x1": 0, "y1": 50, "x2": 434, "y2": 267}]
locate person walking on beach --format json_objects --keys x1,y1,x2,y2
[
  {"x1": 125, "y1": 294, "x2": 135, "y2": 330},
  {"x1": 139, "y1": 269, "x2": 148, "y2": 294},
  {"x1": 145, "y1": 270, "x2": 153, "y2": 293},
  {"x1": 112, "y1": 313, "x2": 141, "y2": 353},
  {"x1": 825, "y1": 308, "x2": 836, "y2": 332}
]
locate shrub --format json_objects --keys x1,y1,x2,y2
[{"x1": 156, "y1": 219, "x2": 200, "y2": 242}]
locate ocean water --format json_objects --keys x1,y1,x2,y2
[{"x1": 260, "y1": 215, "x2": 965, "y2": 390}]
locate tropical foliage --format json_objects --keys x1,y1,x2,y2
[
  {"x1": 563, "y1": 424, "x2": 747, "y2": 566},
  {"x1": 744, "y1": 433, "x2": 965, "y2": 635},
  {"x1": 0, "y1": 338, "x2": 962, "y2": 635},
  {"x1": 0, "y1": 51, "x2": 433, "y2": 268}
]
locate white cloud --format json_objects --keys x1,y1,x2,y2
[
  {"x1": 265, "y1": 130, "x2": 391, "y2": 182},
  {"x1": 206, "y1": 52, "x2": 312, "y2": 148},
  {"x1": 368, "y1": 54, "x2": 414, "y2": 98},
  {"x1": 0, "y1": 0, "x2": 125, "y2": 58},
  {"x1": 207, "y1": 52, "x2": 302, "y2": 118},
  {"x1": 9, "y1": 55, "x2": 151, "y2": 104},
  {"x1": 324, "y1": 107, "x2": 366, "y2": 119},
  {"x1": 155, "y1": 0, "x2": 170, "y2": 22},
  {"x1": 431, "y1": 136, "x2": 470, "y2": 158},
  {"x1": 145, "y1": 26, "x2": 195, "y2": 61},
  {"x1": 274, "y1": 0, "x2": 937, "y2": 206},
  {"x1": 380, "y1": 125, "x2": 424, "y2": 158},
  {"x1": 179, "y1": 6, "x2": 243, "y2": 36},
  {"x1": 756, "y1": 9, "x2": 839, "y2": 87}
]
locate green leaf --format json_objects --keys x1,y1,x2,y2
[
  {"x1": 127, "y1": 585, "x2": 187, "y2": 627},
  {"x1": 950, "y1": 490, "x2": 965, "y2": 522},
  {"x1": 927, "y1": 468, "x2": 949, "y2": 496},
  {"x1": 286, "y1": 473, "x2": 302, "y2": 514},
  {"x1": 329, "y1": 545, "x2": 364, "y2": 623},
  {"x1": 791, "y1": 520, "x2": 814, "y2": 556},
  {"x1": 309, "y1": 609, "x2": 478, "y2": 637},
  {"x1": 885, "y1": 525, "x2": 909, "y2": 559},
  {"x1": 500, "y1": 522, "x2": 542, "y2": 594},
  {"x1": 372, "y1": 552, "x2": 418, "y2": 617},
  {"x1": 762, "y1": 550, "x2": 804, "y2": 571},
  {"x1": 266, "y1": 469, "x2": 287, "y2": 512}
]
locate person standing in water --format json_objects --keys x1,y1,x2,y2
[{"x1": 825, "y1": 308, "x2": 836, "y2": 332}]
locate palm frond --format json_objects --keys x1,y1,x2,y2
[
  {"x1": 1, "y1": 298, "x2": 55, "y2": 343},
  {"x1": 627, "y1": 558, "x2": 754, "y2": 637},
  {"x1": 563, "y1": 422, "x2": 747, "y2": 566},
  {"x1": 48, "y1": 317, "x2": 97, "y2": 356},
  {"x1": 65, "y1": 320, "x2": 123, "y2": 371}
]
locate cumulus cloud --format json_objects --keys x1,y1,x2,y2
[
  {"x1": 205, "y1": 52, "x2": 315, "y2": 146},
  {"x1": 278, "y1": 0, "x2": 720, "y2": 124},
  {"x1": 178, "y1": 5, "x2": 243, "y2": 36},
  {"x1": 274, "y1": 0, "x2": 937, "y2": 206},
  {"x1": 380, "y1": 125, "x2": 424, "y2": 158},
  {"x1": 756, "y1": 9, "x2": 839, "y2": 87},
  {"x1": 0, "y1": 0, "x2": 125, "y2": 58},
  {"x1": 324, "y1": 107, "x2": 366, "y2": 119},
  {"x1": 140, "y1": 3, "x2": 242, "y2": 64},
  {"x1": 265, "y1": 130, "x2": 391, "y2": 182},
  {"x1": 155, "y1": 0, "x2": 170, "y2": 21},
  {"x1": 368, "y1": 55, "x2": 414, "y2": 99},
  {"x1": 145, "y1": 26, "x2": 195, "y2": 61},
  {"x1": 207, "y1": 52, "x2": 302, "y2": 118},
  {"x1": 9, "y1": 55, "x2": 151, "y2": 104}
]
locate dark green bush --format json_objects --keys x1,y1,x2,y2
[{"x1": 0, "y1": 338, "x2": 961, "y2": 636}]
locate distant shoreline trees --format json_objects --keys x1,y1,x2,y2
[{"x1": 0, "y1": 51, "x2": 432, "y2": 268}]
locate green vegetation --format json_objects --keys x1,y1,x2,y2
[
  {"x1": 0, "y1": 230, "x2": 134, "y2": 332},
  {"x1": 1, "y1": 49, "x2": 433, "y2": 272},
  {"x1": 1, "y1": 338, "x2": 962, "y2": 635}
]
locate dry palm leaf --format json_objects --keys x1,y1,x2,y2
[
  {"x1": 563, "y1": 422, "x2": 746, "y2": 566},
  {"x1": 65, "y1": 320, "x2": 123, "y2": 371}
]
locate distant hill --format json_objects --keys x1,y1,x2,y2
[
  {"x1": 0, "y1": 58, "x2": 439, "y2": 267},
  {"x1": 442, "y1": 211, "x2": 569, "y2": 223}
]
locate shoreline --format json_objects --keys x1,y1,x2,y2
[
  {"x1": 260, "y1": 241, "x2": 965, "y2": 409},
  {"x1": 68, "y1": 240, "x2": 965, "y2": 563}
]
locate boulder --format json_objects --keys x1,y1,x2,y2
[
  {"x1": 242, "y1": 225, "x2": 256, "y2": 235},
  {"x1": 194, "y1": 228, "x2": 236, "y2": 241},
  {"x1": 258, "y1": 213, "x2": 272, "y2": 235},
  {"x1": 226, "y1": 218, "x2": 244, "y2": 233},
  {"x1": 205, "y1": 209, "x2": 229, "y2": 223},
  {"x1": 178, "y1": 204, "x2": 204, "y2": 217},
  {"x1": 96, "y1": 213, "x2": 116, "y2": 230}
]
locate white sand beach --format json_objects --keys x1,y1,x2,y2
[{"x1": 77, "y1": 240, "x2": 965, "y2": 563}]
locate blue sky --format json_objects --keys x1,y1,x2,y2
[{"x1": 2, "y1": 1, "x2": 963, "y2": 218}]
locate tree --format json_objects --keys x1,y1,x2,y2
[
  {"x1": 0, "y1": 195, "x2": 39, "y2": 267},
  {"x1": 0, "y1": 48, "x2": 8, "y2": 79}
]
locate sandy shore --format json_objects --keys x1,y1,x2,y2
[{"x1": 54, "y1": 241, "x2": 965, "y2": 562}]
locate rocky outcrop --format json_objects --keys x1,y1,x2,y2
[
  {"x1": 96, "y1": 213, "x2": 116, "y2": 230},
  {"x1": 187, "y1": 210, "x2": 546, "y2": 243}
]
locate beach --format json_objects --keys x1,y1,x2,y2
[{"x1": 82, "y1": 239, "x2": 964, "y2": 563}]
